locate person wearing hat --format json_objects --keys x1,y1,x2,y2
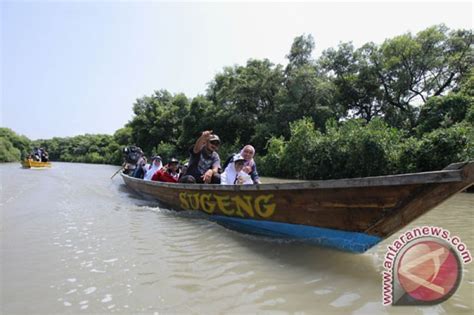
[
  {"x1": 151, "y1": 157, "x2": 180, "y2": 183},
  {"x1": 143, "y1": 156, "x2": 163, "y2": 181},
  {"x1": 180, "y1": 130, "x2": 221, "y2": 184},
  {"x1": 221, "y1": 154, "x2": 253, "y2": 185}
]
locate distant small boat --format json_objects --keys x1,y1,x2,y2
[
  {"x1": 121, "y1": 162, "x2": 473, "y2": 253},
  {"x1": 21, "y1": 159, "x2": 51, "y2": 168}
]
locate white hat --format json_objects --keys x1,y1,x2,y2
[{"x1": 233, "y1": 154, "x2": 245, "y2": 163}]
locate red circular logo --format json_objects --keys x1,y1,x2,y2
[{"x1": 397, "y1": 240, "x2": 461, "y2": 303}]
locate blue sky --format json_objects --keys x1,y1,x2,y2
[{"x1": 1, "y1": 1, "x2": 472, "y2": 140}]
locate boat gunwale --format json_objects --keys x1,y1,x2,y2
[{"x1": 121, "y1": 164, "x2": 469, "y2": 192}]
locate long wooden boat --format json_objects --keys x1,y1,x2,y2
[
  {"x1": 121, "y1": 162, "x2": 473, "y2": 253},
  {"x1": 21, "y1": 159, "x2": 52, "y2": 168}
]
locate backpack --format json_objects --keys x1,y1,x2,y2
[{"x1": 123, "y1": 146, "x2": 142, "y2": 164}]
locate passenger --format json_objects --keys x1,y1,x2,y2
[
  {"x1": 178, "y1": 162, "x2": 196, "y2": 183},
  {"x1": 143, "y1": 156, "x2": 162, "y2": 181},
  {"x1": 33, "y1": 147, "x2": 41, "y2": 161},
  {"x1": 123, "y1": 162, "x2": 136, "y2": 176},
  {"x1": 221, "y1": 154, "x2": 253, "y2": 185},
  {"x1": 179, "y1": 162, "x2": 188, "y2": 178},
  {"x1": 40, "y1": 148, "x2": 49, "y2": 162},
  {"x1": 151, "y1": 158, "x2": 180, "y2": 183},
  {"x1": 123, "y1": 146, "x2": 143, "y2": 175},
  {"x1": 132, "y1": 155, "x2": 147, "y2": 179},
  {"x1": 222, "y1": 145, "x2": 261, "y2": 184},
  {"x1": 179, "y1": 174, "x2": 196, "y2": 183},
  {"x1": 179, "y1": 130, "x2": 221, "y2": 184}
]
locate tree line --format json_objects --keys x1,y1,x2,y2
[{"x1": 1, "y1": 24, "x2": 472, "y2": 179}]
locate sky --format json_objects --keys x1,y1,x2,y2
[{"x1": 1, "y1": 1, "x2": 472, "y2": 140}]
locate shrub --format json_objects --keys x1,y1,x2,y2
[
  {"x1": 416, "y1": 94, "x2": 473, "y2": 134},
  {"x1": 395, "y1": 137, "x2": 421, "y2": 173},
  {"x1": 258, "y1": 136, "x2": 287, "y2": 177},
  {"x1": 259, "y1": 118, "x2": 406, "y2": 179},
  {"x1": 413, "y1": 124, "x2": 473, "y2": 171},
  {"x1": 280, "y1": 118, "x2": 320, "y2": 178},
  {"x1": 307, "y1": 118, "x2": 403, "y2": 179},
  {"x1": 84, "y1": 152, "x2": 106, "y2": 164}
]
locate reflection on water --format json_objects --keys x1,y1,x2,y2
[{"x1": 1, "y1": 162, "x2": 472, "y2": 314}]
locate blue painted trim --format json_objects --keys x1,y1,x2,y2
[{"x1": 208, "y1": 215, "x2": 382, "y2": 253}]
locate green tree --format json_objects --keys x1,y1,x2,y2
[
  {"x1": 320, "y1": 42, "x2": 385, "y2": 122},
  {"x1": 286, "y1": 34, "x2": 315, "y2": 71},
  {"x1": 0, "y1": 137, "x2": 21, "y2": 162},
  {"x1": 127, "y1": 90, "x2": 190, "y2": 155},
  {"x1": 206, "y1": 59, "x2": 285, "y2": 151},
  {"x1": 320, "y1": 25, "x2": 472, "y2": 130},
  {"x1": 179, "y1": 96, "x2": 216, "y2": 149},
  {"x1": 0, "y1": 128, "x2": 32, "y2": 159},
  {"x1": 34, "y1": 134, "x2": 121, "y2": 165},
  {"x1": 278, "y1": 34, "x2": 338, "y2": 139},
  {"x1": 416, "y1": 93, "x2": 473, "y2": 134},
  {"x1": 113, "y1": 127, "x2": 133, "y2": 146},
  {"x1": 378, "y1": 25, "x2": 471, "y2": 105}
]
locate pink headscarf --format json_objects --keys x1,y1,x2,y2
[{"x1": 239, "y1": 145, "x2": 255, "y2": 168}]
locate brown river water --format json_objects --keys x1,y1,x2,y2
[{"x1": 1, "y1": 162, "x2": 473, "y2": 314}]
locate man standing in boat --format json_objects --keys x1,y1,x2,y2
[{"x1": 180, "y1": 130, "x2": 221, "y2": 184}]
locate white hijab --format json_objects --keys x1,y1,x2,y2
[
  {"x1": 144, "y1": 160, "x2": 163, "y2": 180},
  {"x1": 221, "y1": 160, "x2": 253, "y2": 185}
]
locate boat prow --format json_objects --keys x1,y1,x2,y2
[{"x1": 121, "y1": 162, "x2": 474, "y2": 253}]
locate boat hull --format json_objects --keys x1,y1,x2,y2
[
  {"x1": 208, "y1": 215, "x2": 382, "y2": 253},
  {"x1": 21, "y1": 160, "x2": 51, "y2": 168},
  {"x1": 121, "y1": 162, "x2": 473, "y2": 252}
]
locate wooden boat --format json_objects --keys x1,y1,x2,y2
[
  {"x1": 21, "y1": 159, "x2": 51, "y2": 168},
  {"x1": 121, "y1": 162, "x2": 473, "y2": 253}
]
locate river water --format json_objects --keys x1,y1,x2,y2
[{"x1": 1, "y1": 162, "x2": 472, "y2": 314}]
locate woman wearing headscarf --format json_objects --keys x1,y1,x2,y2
[{"x1": 143, "y1": 156, "x2": 163, "y2": 181}]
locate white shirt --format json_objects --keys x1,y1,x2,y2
[{"x1": 221, "y1": 162, "x2": 253, "y2": 185}]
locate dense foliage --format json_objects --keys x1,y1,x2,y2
[
  {"x1": 0, "y1": 128, "x2": 31, "y2": 162},
  {"x1": 32, "y1": 133, "x2": 124, "y2": 165},
  {"x1": 258, "y1": 118, "x2": 473, "y2": 179},
  {"x1": 0, "y1": 129, "x2": 126, "y2": 165},
  {"x1": 2, "y1": 25, "x2": 472, "y2": 179}
]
